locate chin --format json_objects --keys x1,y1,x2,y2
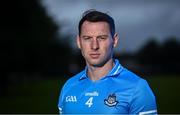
[{"x1": 89, "y1": 60, "x2": 105, "y2": 67}]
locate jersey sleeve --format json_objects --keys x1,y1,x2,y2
[{"x1": 129, "y1": 79, "x2": 157, "y2": 114}]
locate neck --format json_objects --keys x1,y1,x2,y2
[{"x1": 87, "y1": 58, "x2": 114, "y2": 81}]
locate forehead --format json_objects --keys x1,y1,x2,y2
[{"x1": 81, "y1": 21, "x2": 110, "y2": 35}]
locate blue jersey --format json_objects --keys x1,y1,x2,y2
[{"x1": 58, "y1": 59, "x2": 157, "y2": 114}]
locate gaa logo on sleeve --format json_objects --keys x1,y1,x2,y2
[{"x1": 66, "y1": 96, "x2": 77, "y2": 102}]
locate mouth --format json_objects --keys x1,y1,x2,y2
[{"x1": 90, "y1": 53, "x2": 100, "y2": 59}]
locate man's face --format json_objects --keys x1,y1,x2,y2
[{"x1": 77, "y1": 21, "x2": 118, "y2": 67}]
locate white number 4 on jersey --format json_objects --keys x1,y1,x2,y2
[{"x1": 85, "y1": 97, "x2": 93, "y2": 107}]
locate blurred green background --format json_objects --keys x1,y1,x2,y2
[{"x1": 1, "y1": 0, "x2": 180, "y2": 114}]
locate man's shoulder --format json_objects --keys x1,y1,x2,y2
[
  {"x1": 63, "y1": 70, "x2": 85, "y2": 88},
  {"x1": 69, "y1": 70, "x2": 85, "y2": 81},
  {"x1": 113, "y1": 59, "x2": 145, "y2": 84},
  {"x1": 118, "y1": 67, "x2": 146, "y2": 85},
  {"x1": 117, "y1": 68, "x2": 153, "y2": 97}
]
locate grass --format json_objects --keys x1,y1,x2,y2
[
  {"x1": 0, "y1": 78, "x2": 67, "y2": 114},
  {"x1": 146, "y1": 75, "x2": 180, "y2": 113},
  {"x1": 0, "y1": 75, "x2": 180, "y2": 113}
]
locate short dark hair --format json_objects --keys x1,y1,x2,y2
[{"x1": 78, "y1": 10, "x2": 115, "y2": 37}]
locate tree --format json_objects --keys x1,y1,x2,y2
[
  {"x1": 0, "y1": 0, "x2": 72, "y2": 95},
  {"x1": 161, "y1": 38, "x2": 180, "y2": 73},
  {"x1": 137, "y1": 38, "x2": 161, "y2": 65},
  {"x1": 137, "y1": 37, "x2": 180, "y2": 74}
]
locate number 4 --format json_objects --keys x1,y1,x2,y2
[{"x1": 85, "y1": 97, "x2": 93, "y2": 107}]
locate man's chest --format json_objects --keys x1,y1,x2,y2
[{"x1": 62, "y1": 81, "x2": 132, "y2": 114}]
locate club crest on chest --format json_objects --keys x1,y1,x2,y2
[{"x1": 104, "y1": 93, "x2": 119, "y2": 107}]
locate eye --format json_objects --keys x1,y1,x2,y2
[
  {"x1": 97, "y1": 36, "x2": 107, "y2": 41},
  {"x1": 82, "y1": 37, "x2": 91, "y2": 41}
]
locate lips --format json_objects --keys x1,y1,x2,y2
[{"x1": 90, "y1": 53, "x2": 100, "y2": 59}]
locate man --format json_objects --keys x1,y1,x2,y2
[{"x1": 58, "y1": 10, "x2": 157, "y2": 114}]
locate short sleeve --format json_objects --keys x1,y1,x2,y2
[{"x1": 129, "y1": 79, "x2": 157, "y2": 114}]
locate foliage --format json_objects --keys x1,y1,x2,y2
[{"x1": 137, "y1": 37, "x2": 180, "y2": 74}]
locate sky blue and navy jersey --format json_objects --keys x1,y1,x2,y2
[{"x1": 58, "y1": 59, "x2": 157, "y2": 114}]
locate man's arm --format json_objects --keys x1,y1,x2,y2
[{"x1": 129, "y1": 79, "x2": 157, "y2": 114}]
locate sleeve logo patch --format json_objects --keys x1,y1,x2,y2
[
  {"x1": 104, "y1": 93, "x2": 118, "y2": 107},
  {"x1": 65, "y1": 96, "x2": 77, "y2": 102}
]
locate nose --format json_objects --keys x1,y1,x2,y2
[{"x1": 91, "y1": 38, "x2": 99, "y2": 50}]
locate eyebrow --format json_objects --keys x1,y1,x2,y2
[
  {"x1": 97, "y1": 35, "x2": 109, "y2": 38},
  {"x1": 81, "y1": 35, "x2": 109, "y2": 38}
]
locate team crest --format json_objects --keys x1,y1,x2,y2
[{"x1": 104, "y1": 93, "x2": 118, "y2": 107}]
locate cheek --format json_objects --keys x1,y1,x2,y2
[
  {"x1": 80, "y1": 45, "x2": 89, "y2": 56},
  {"x1": 102, "y1": 43, "x2": 113, "y2": 52}
]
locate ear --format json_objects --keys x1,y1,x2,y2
[
  {"x1": 76, "y1": 35, "x2": 81, "y2": 49},
  {"x1": 113, "y1": 33, "x2": 119, "y2": 47}
]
